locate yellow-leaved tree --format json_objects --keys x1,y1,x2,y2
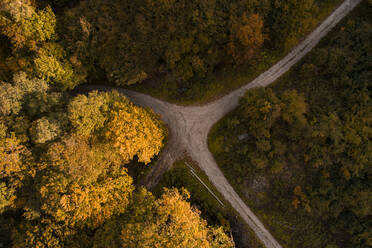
[
  {"x1": 105, "y1": 100, "x2": 166, "y2": 164},
  {"x1": 120, "y1": 188, "x2": 233, "y2": 248},
  {"x1": 38, "y1": 134, "x2": 134, "y2": 229},
  {"x1": 93, "y1": 188, "x2": 233, "y2": 248},
  {"x1": 38, "y1": 165, "x2": 134, "y2": 229}
]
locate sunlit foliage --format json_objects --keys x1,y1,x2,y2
[
  {"x1": 93, "y1": 188, "x2": 234, "y2": 248},
  {"x1": 106, "y1": 100, "x2": 166, "y2": 164},
  {"x1": 0, "y1": 1, "x2": 86, "y2": 89},
  {"x1": 0, "y1": 2, "x2": 55, "y2": 50}
]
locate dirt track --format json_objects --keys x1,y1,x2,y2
[{"x1": 78, "y1": 1, "x2": 361, "y2": 247}]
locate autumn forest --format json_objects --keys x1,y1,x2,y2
[{"x1": 0, "y1": 0, "x2": 371, "y2": 248}]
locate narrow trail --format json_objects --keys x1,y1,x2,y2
[{"x1": 77, "y1": 1, "x2": 361, "y2": 247}]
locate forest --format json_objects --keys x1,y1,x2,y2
[
  {"x1": 0, "y1": 0, "x2": 233, "y2": 247},
  {"x1": 1, "y1": 0, "x2": 342, "y2": 98},
  {"x1": 0, "y1": 0, "x2": 369, "y2": 247},
  {"x1": 209, "y1": 2, "x2": 371, "y2": 247}
]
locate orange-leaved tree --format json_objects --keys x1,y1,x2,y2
[{"x1": 228, "y1": 13, "x2": 265, "y2": 65}]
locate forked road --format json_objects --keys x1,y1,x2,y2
[{"x1": 78, "y1": 1, "x2": 361, "y2": 247}]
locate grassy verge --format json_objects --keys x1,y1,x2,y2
[
  {"x1": 126, "y1": 0, "x2": 343, "y2": 105},
  {"x1": 154, "y1": 159, "x2": 264, "y2": 248}
]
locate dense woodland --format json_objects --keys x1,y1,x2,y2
[
  {"x1": 0, "y1": 1, "x2": 234, "y2": 247},
  {"x1": 60, "y1": 0, "x2": 343, "y2": 88},
  {"x1": 210, "y1": 2, "x2": 371, "y2": 247},
  {"x1": 0, "y1": 0, "x2": 369, "y2": 247},
  {"x1": 1, "y1": 0, "x2": 342, "y2": 90}
]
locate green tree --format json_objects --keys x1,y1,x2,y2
[
  {"x1": 280, "y1": 89, "x2": 307, "y2": 125},
  {"x1": 267, "y1": 0, "x2": 316, "y2": 51},
  {"x1": 239, "y1": 87, "x2": 281, "y2": 138},
  {"x1": 211, "y1": 6, "x2": 372, "y2": 246}
]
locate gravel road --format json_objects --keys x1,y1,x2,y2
[{"x1": 77, "y1": 1, "x2": 361, "y2": 247}]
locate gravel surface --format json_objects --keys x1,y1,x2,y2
[{"x1": 77, "y1": 1, "x2": 361, "y2": 247}]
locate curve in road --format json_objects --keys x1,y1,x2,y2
[{"x1": 77, "y1": 1, "x2": 362, "y2": 247}]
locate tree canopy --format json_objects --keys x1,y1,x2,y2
[
  {"x1": 93, "y1": 188, "x2": 233, "y2": 248},
  {"x1": 0, "y1": 68, "x2": 173, "y2": 247},
  {"x1": 0, "y1": 65, "x2": 229, "y2": 247},
  {"x1": 0, "y1": 0, "x2": 86, "y2": 89},
  {"x1": 60, "y1": 0, "x2": 331, "y2": 86},
  {"x1": 0, "y1": 0, "x2": 360, "y2": 247},
  {"x1": 209, "y1": 3, "x2": 372, "y2": 247}
]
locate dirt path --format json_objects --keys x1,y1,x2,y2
[{"x1": 77, "y1": 1, "x2": 361, "y2": 247}]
